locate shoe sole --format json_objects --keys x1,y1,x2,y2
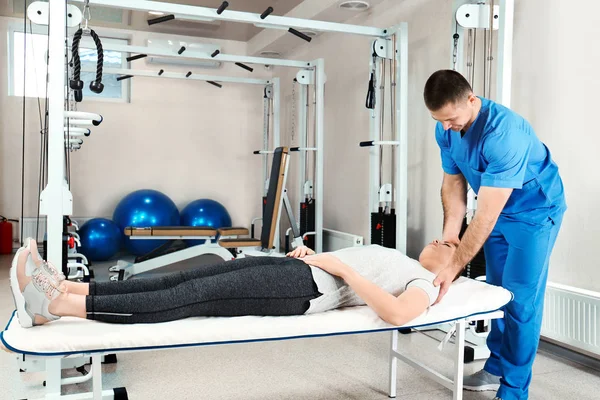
[
  {"x1": 463, "y1": 383, "x2": 500, "y2": 392},
  {"x1": 9, "y1": 250, "x2": 34, "y2": 328}
]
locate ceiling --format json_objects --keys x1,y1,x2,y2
[{"x1": 131, "y1": 0, "x2": 305, "y2": 42}]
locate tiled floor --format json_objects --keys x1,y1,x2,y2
[{"x1": 1, "y1": 254, "x2": 598, "y2": 399}]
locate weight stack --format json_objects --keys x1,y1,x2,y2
[
  {"x1": 371, "y1": 208, "x2": 396, "y2": 249},
  {"x1": 459, "y1": 217, "x2": 487, "y2": 279},
  {"x1": 300, "y1": 199, "x2": 315, "y2": 250}
]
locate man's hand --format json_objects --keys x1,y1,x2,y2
[
  {"x1": 432, "y1": 265, "x2": 461, "y2": 305},
  {"x1": 286, "y1": 245, "x2": 315, "y2": 258},
  {"x1": 302, "y1": 254, "x2": 351, "y2": 278}
]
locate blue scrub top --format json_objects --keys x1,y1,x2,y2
[{"x1": 435, "y1": 97, "x2": 566, "y2": 225}]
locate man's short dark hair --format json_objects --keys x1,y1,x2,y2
[{"x1": 423, "y1": 70, "x2": 473, "y2": 111}]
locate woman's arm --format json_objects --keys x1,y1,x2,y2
[{"x1": 342, "y1": 270, "x2": 431, "y2": 326}]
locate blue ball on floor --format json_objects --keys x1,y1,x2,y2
[
  {"x1": 78, "y1": 218, "x2": 123, "y2": 261},
  {"x1": 113, "y1": 189, "x2": 180, "y2": 256},
  {"x1": 180, "y1": 199, "x2": 232, "y2": 245}
]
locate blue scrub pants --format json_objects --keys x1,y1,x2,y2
[{"x1": 483, "y1": 212, "x2": 564, "y2": 400}]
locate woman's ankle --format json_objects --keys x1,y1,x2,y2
[
  {"x1": 60, "y1": 280, "x2": 89, "y2": 296},
  {"x1": 48, "y1": 292, "x2": 87, "y2": 318},
  {"x1": 48, "y1": 292, "x2": 68, "y2": 316}
]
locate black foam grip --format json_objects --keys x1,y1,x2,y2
[
  {"x1": 126, "y1": 54, "x2": 147, "y2": 62},
  {"x1": 360, "y1": 141, "x2": 374, "y2": 147},
  {"x1": 261, "y1": 7, "x2": 274, "y2": 19},
  {"x1": 148, "y1": 14, "x2": 175, "y2": 25},
  {"x1": 235, "y1": 62, "x2": 254, "y2": 72},
  {"x1": 74, "y1": 90, "x2": 83, "y2": 103},
  {"x1": 253, "y1": 150, "x2": 261, "y2": 155},
  {"x1": 116, "y1": 75, "x2": 133, "y2": 81},
  {"x1": 158, "y1": 69, "x2": 164, "y2": 76},
  {"x1": 211, "y1": 50, "x2": 220, "y2": 58},
  {"x1": 178, "y1": 46, "x2": 186, "y2": 55},
  {"x1": 207, "y1": 81, "x2": 222, "y2": 88},
  {"x1": 290, "y1": 147, "x2": 300, "y2": 152},
  {"x1": 186, "y1": 71, "x2": 192, "y2": 77},
  {"x1": 92, "y1": 116, "x2": 103, "y2": 126},
  {"x1": 217, "y1": 1, "x2": 229, "y2": 14},
  {"x1": 288, "y1": 28, "x2": 312, "y2": 42}
]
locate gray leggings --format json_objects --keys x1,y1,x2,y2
[{"x1": 86, "y1": 257, "x2": 321, "y2": 324}]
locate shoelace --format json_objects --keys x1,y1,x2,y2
[
  {"x1": 39, "y1": 260, "x2": 66, "y2": 281},
  {"x1": 32, "y1": 270, "x2": 62, "y2": 299}
]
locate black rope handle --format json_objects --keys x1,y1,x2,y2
[
  {"x1": 70, "y1": 28, "x2": 104, "y2": 101},
  {"x1": 90, "y1": 29, "x2": 103, "y2": 86}
]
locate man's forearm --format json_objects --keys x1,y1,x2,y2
[
  {"x1": 441, "y1": 174, "x2": 467, "y2": 243},
  {"x1": 450, "y1": 212, "x2": 497, "y2": 273}
]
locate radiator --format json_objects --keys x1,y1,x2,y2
[
  {"x1": 323, "y1": 228, "x2": 364, "y2": 252},
  {"x1": 542, "y1": 282, "x2": 600, "y2": 357}
]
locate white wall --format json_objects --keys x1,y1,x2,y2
[
  {"x1": 0, "y1": 18, "x2": 269, "y2": 234},
  {"x1": 280, "y1": 0, "x2": 599, "y2": 292}
]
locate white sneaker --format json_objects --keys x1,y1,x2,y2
[
  {"x1": 463, "y1": 369, "x2": 501, "y2": 392},
  {"x1": 10, "y1": 249, "x2": 61, "y2": 328}
]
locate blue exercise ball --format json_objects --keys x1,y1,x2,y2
[
  {"x1": 78, "y1": 218, "x2": 123, "y2": 261},
  {"x1": 113, "y1": 189, "x2": 180, "y2": 256},
  {"x1": 180, "y1": 199, "x2": 232, "y2": 245}
]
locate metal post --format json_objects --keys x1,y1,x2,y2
[
  {"x1": 273, "y1": 78, "x2": 281, "y2": 148},
  {"x1": 297, "y1": 82, "x2": 308, "y2": 209},
  {"x1": 395, "y1": 23, "x2": 408, "y2": 254},
  {"x1": 450, "y1": 0, "x2": 466, "y2": 72},
  {"x1": 40, "y1": 0, "x2": 70, "y2": 268},
  {"x1": 453, "y1": 320, "x2": 466, "y2": 400},
  {"x1": 262, "y1": 86, "x2": 270, "y2": 196},
  {"x1": 272, "y1": 78, "x2": 281, "y2": 251},
  {"x1": 389, "y1": 330, "x2": 399, "y2": 398},
  {"x1": 496, "y1": 0, "x2": 514, "y2": 107},
  {"x1": 91, "y1": 353, "x2": 103, "y2": 399},
  {"x1": 314, "y1": 59, "x2": 325, "y2": 254},
  {"x1": 45, "y1": 358, "x2": 62, "y2": 397},
  {"x1": 368, "y1": 56, "x2": 382, "y2": 244}
]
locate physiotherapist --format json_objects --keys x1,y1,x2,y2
[{"x1": 423, "y1": 69, "x2": 566, "y2": 400}]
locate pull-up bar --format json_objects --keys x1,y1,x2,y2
[{"x1": 71, "y1": 0, "x2": 387, "y2": 37}]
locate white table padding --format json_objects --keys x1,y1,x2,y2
[{"x1": 1, "y1": 277, "x2": 512, "y2": 356}]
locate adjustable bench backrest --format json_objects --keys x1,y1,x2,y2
[{"x1": 260, "y1": 147, "x2": 289, "y2": 250}]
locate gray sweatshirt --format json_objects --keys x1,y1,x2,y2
[{"x1": 305, "y1": 245, "x2": 438, "y2": 314}]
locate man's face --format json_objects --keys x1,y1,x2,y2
[{"x1": 429, "y1": 94, "x2": 477, "y2": 132}]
